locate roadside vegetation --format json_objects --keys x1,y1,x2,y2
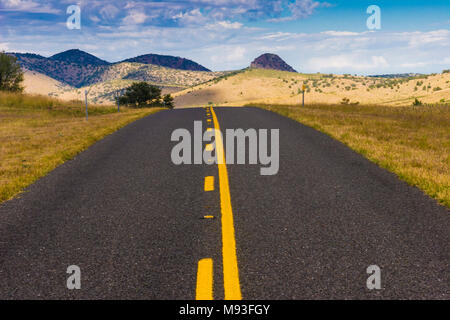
[
  {"x1": 0, "y1": 91, "x2": 163, "y2": 204},
  {"x1": 0, "y1": 52, "x2": 24, "y2": 92},
  {"x1": 118, "y1": 82, "x2": 174, "y2": 109},
  {"x1": 252, "y1": 103, "x2": 450, "y2": 207},
  {"x1": 174, "y1": 68, "x2": 450, "y2": 108}
]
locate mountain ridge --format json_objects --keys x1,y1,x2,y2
[
  {"x1": 9, "y1": 49, "x2": 213, "y2": 87},
  {"x1": 50, "y1": 49, "x2": 110, "y2": 66},
  {"x1": 121, "y1": 54, "x2": 211, "y2": 72}
]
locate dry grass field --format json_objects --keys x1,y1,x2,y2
[
  {"x1": 254, "y1": 103, "x2": 450, "y2": 207},
  {"x1": 23, "y1": 69, "x2": 73, "y2": 95},
  {"x1": 0, "y1": 92, "x2": 163, "y2": 204},
  {"x1": 174, "y1": 69, "x2": 450, "y2": 108}
]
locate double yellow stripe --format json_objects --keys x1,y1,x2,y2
[{"x1": 210, "y1": 106, "x2": 242, "y2": 300}]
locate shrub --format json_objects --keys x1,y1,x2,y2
[
  {"x1": 118, "y1": 82, "x2": 162, "y2": 108},
  {"x1": 412, "y1": 98, "x2": 423, "y2": 106},
  {"x1": 162, "y1": 94, "x2": 174, "y2": 109},
  {"x1": 341, "y1": 97, "x2": 350, "y2": 105}
]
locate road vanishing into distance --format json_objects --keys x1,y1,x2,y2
[{"x1": 0, "y1": 106, "x2": 448, "y2": 299}]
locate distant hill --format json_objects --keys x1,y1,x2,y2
[
  {"x1": 367, "y1": 73, "x2": 424, "y2": 79},
  {"x1": 50, "y1": 49, "x2": 110, "y2": 66},
  {"x1": 121, "y1": 54, "x2": 211, "y2": 72},
  {"x1": 250, "y1": 53, "x2": 297, "y2": 73},
  {"x1": 9, "y1": 52, "x2": 105, "y2": 87},
  {"x1": 9, "y1": 50, "x2": 216, "y2": 88}
]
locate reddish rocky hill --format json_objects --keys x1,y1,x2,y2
[
  {"x1": 250, "y1": 53, "x2": 297, "y2": 73},
  {"x1": 121, "y1": 54, "x2": 210, "y2": 72}
]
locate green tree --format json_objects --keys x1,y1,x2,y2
[
  {"x1": 119, "y1": 82, "x2": 162, "y2": 107},
  {"x1": 0, "y1": 52, "x2": 24, "y2": 92},
  {"x1": 163, "y1": 94, "x2": 174, "y2": 109}
]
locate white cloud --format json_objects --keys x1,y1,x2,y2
[
  {"x1": 215, "y1": 21, "x2": 243, "y2": 29},
  {"x1": 406, "y1": 29, "x2": 450, "y2": 47},
  {"x1": 308, "y1": 54, "x2": 389, "y2": 71},
  {"x1": 400, "y1": 61, "x2": 431, "y2": 68},
  {"x1": 0, "y1": 0, "x2": 60, "y2": 14},
  {"x1": 99, "y1": 4, "x2": 120, "y2": 21},
  {"x1": 321, "y1": 31, "x2": 364, "y2": 36},
  {"x1": 211, "y1": 46, "x2": 247, "y2": 63},
  {"x1": 122, "y1": 10, "x2": 148, "y2": 25},
  {"x1": 0, "y1": 42, "x2": 9, "y2": 51},
  {"x1": 173, "y1": 8, "x2": 206, "y2": 25},
  {"x1": 226, "y1": 46, "x2": 246, "y2": 62}
]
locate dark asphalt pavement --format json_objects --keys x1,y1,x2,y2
[{"x1": 0, "y1": 107, "x2": 448, "y2": 299}]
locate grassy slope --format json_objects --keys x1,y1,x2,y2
[
  {"x1": 0, "y1": 92, "x2": 164, "y2": 204},
  {"x1": 254, "y1": 103, "x2": 450, "y2": 208},
  {"x1": 23, "y1": 69, "x2": 73, "y2": 96},
  {"x1": 174, "y1": 69, "x2": 450, "y2": 108},
  {"x1": 23, "y1": 62, "x2": 228, "y2": 105}
]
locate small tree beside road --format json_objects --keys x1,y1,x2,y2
[
  {"x1": 0, "y1": 52, "x2": 24, "y2": 92},
  {"x1": 118, "y1": 82, "x2": 162, "y2": 108},
  {"x1": 163, "y1": 94, "x2": 174, "y2": 109}
]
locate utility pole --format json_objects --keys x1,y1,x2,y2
[
  {"x1": 84, "y1": 89, "x2": 89, "y2": 120},
  {"x1": 116, "y1": 91, "x2": 120, "y2": 112},
  {"x1": 302, "y1": 84, "x2": 306, "y2": 107},
  {"x1": 84, "y1": 86, "x2": 93, "y2": 120}
]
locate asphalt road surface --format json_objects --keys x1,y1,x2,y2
[{"x1": 0, "y1": 107, "x2": 448, "y2": 299}]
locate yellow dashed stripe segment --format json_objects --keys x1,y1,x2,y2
[
  {"x1": 196, "y1": 258, "x2": 213, "y2": 300},
  {"x1": 204, "y1": 176, "x2": 215, "y2": 192}
]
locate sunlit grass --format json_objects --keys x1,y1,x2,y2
[
  {"x1": 0, "y1": 92, "x2": 164, "y2": 203},
  {"x1": 252, "y1": 103, "x2": 450, "y2": 207}
]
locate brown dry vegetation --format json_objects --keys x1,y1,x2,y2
[
  {"x1": 253, "y1": 103, "x2": 450, "y2": 207},
  {"x1": 22, "y1": 63, "x2": 229, "y2": 105},
  {"x1": 174, "y1": 69, "x2": 450, "y2": 108},
  {"x1": 0, "y1": 92, "x2": 163, "y2": 203}
]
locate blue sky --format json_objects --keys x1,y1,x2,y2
[{"x1": 0, "y1": 0, "x2": 449, "y2": 74}]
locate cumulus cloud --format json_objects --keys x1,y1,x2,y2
[
  {"x1": 173, "y1": 8, "x2": 207, "y2": 26},
  {"x1": 0, "y1": 0, "x2": 60, "y2": 13},
  {"x1": 406, "y1": 29, "x2": 450, "y2": 47},
  {"x1": 123, "y1": 10, "x2": 148, "y2": 25},
  {"x1": 214, "y1": 21, "x2": 243, "y2": 30},
  {"x1": 99, "y1": 4, "x2": 120, "y2": 22}
]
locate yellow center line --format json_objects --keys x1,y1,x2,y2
[
  {"x1": 204, "y1": 176, "x2": 215, "y2": 192},
  {"x1": 210, "y1": 106, "x2": 242, "y2": 300},
  {"x1": 196, "y1": 258, "x2": 213, "y2": 300},
  {"x1": 205, "y1": 144, "x2": 214, "y2": 152}
]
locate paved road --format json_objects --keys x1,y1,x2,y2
[{"x1": 0, "y1": 107, "x2": 448, "y2": 299}]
